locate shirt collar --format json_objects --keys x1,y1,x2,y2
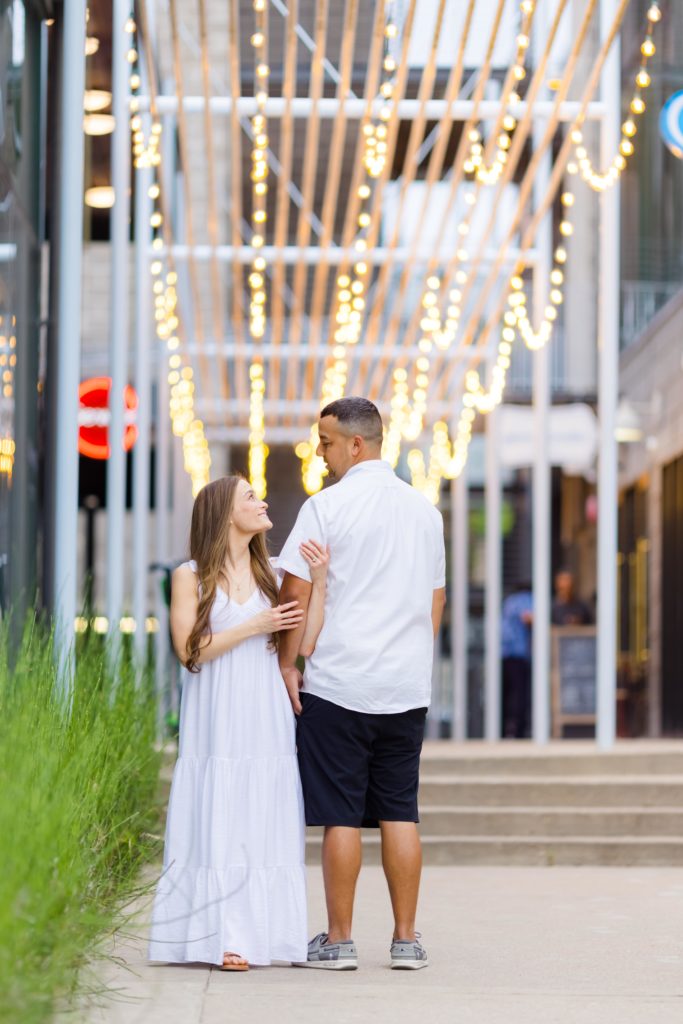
[{"x1": 342, "y1": 459, "x2": 394, "y2": 481}]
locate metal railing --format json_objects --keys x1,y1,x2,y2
[{"x1": 620, "y1": 280, "x2": 682, "y2": 350}]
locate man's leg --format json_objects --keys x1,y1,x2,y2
[
  {"x1": 322, "y1": 826, "x2": 362, "y2": 943},
  {"x1": 379, "y1": 820, "x2": 422, "y2": 941}
]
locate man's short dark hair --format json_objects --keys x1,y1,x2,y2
[{"x1": 319, "y1": 397, "x2": 383, "y2": 445}]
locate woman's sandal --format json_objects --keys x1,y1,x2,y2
[{"x1": 219, "y1": 952, "x2": 249, "y2": 972}]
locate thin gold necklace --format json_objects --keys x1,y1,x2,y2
[{"x1": 226, "y1": 561, "x2": 253, "y2": 593}]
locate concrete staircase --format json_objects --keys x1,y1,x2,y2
[{"x1": 305, "y1": 741, "x2": 683, "y2": 866}]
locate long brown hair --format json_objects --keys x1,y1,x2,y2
[{"x1": 185, "y1": 475, "x2": 279, "y2": 672}]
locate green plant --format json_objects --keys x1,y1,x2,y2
[{"x1": 0, "y1": 618, "x2": 162, "y2": 1023}]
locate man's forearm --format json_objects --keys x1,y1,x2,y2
[
  {"x1": 278, "y1": 616, "x2": 307, "y2": 669},
  {"x1": 432, "y1": 588, "x2": 446, "y2": 637}
]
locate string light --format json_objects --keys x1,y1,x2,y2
[
  {"x1": 155, "y1": 261, "x2": 211, "y2": 495},
  {"x1": 298, "y1": 0, "x2": 400, "y2": 494},
  {"x1": 407, "y1": 448, "x2": 440, "y2": 506},
  {"x1": 125, "y1": 16, "x2": 210, "y2": 496},
  {"x1": 463, "y1": 1, "x2": 535, "y2": 186},
  {"x1": 385, "y1": 0, "x2": 539, "y2": 464},
  {"x1": 570, "y1": 3, "x2": 662, "y2": 190},
  {"x1": 391, "y1": 2, "x2": 658, "y2": 500},
  {"x1": 383, "y1": 0, "x2": 537, "y2": 465},
  {"x1": 411, "y1": 173, "x2": 574, "y2": 500},
  {"x1": 247, "y1": 0, "x2": 270, "y2": 498},
  {"x1": 126, "y1": 18, "x2": 162, "y2": 169},
  {"x1": 506, "y1": 186, "x2": 572, "y2": 350}
]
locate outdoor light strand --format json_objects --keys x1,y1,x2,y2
[
  {"x1": 248, "y1": 0, "x2": 270, "y2": 499},
  {"x1": 126, "y1": 18, "x2": 162, "y2": 169},
  {"x1": 463, "y1": 1, "x2": 536, "y2": 187},
  {"x1": 298, "y1": 0, "x2": 400, "y2": 495},
  {"x1": 129, "y1": 8, "x2": 210, "y2": 496},
  {"x1": 570, "y1": 3, "x2": 662, "y2": 191},
  {"x1": 383, "y1": 0, "x2": 538, "y2": 468}
]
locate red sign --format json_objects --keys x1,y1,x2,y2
[{"x1": 78, "y1": 376, "x2": 138, "y2": 460}]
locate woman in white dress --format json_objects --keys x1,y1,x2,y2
[{"x1": 148, "y1": 475, "x2": 328, "y2": 970}]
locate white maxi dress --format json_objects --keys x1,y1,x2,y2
[{"x1": 148, "y1": 561, "x2": 308, "y2": 966}]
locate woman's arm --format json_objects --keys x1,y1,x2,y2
[
  {"x1": 297, "y1": 540, "x2": 330, "y2": 658},
  {"x1": 170, "y1": 564, "x2": 304, "y2": 668}
]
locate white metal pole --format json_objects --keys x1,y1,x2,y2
[
  {"x1": 596, "y1": 0, "x2": 621, "y2": 749},
  {"x1": 159, "y1": 244, "x2": 539, "y2": 266},
  {"x1": 484, "y1": 401, "x2": 502, "y2": 741},
  {"x1": 451, "y1": 464, "x2": 468, "y2": 741},
  {"x1": 155, "y1": 80, "x2": 176, "y2": 731},
  {"x1": 106, "y1": 0, "x2": 132, "y2": 651},
  {"x1": 132, "y1": 161, "x2": 153, "y2": 663},
  {"x1": 53, "y1": 0, "x2": 87, "y2": 680},
  {"x1": 154, "y1": 345, "x2": 171, "y2": 729},
  {"x1": 137, "y1": 95, "x2": 607, "y2": 122},
  {"x1": 531, "y1": 1, "x2": 553, "y2": 743}
]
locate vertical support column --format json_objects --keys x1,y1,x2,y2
[
  {"x1": 132, "y1": 162, "x2": 153, "y2": 663},
  {"x1": 154, "y1": 343, "x2": 171, "y2": 730},
  {"x1": 596, "y1": 0, "x2": 621, "y2": 749},
  {"x1": 484, "y1": 401, "x2": 501, "y2": 741},
  {"x1": 105, "y1": 0, "x2": 132, "y2": 651},
  {"x1": 646, "y1": 465, "x2": 661, "y2": 738},
  {"x1": 451, "y1": 464, "x2": 468, "y2": 741},
  {"x1": 155, "y1": 76, "x2": 176, "y2": 729},
  {"x1": 53, "y1": 0, "x2": 87, "y2": 679},
  {"x1": 172, "y1": 434, "x2": 193, "y2": 556},
  {"x1": 532, "y1": 110, "x2": 552, "y2": 743}
]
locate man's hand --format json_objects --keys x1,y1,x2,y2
[{"x1": 281, "y1": 665, "x2": 304, "y2": 715}]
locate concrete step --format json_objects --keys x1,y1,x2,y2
[
  {"x1": 418, "y1": 775, "x2": 683, "y2": 807},
  {"x1": 304, "y1": 834, "x2": 683, "y2": 867},
  {"x1": 418, "y1": 806, "x2": 683, "y2": 837},
  {"x1": 418, "y1": 743, "x2": 683, "y2": 777}
]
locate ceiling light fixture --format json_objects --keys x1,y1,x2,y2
[
  {"x1": 85, "y1": 186, "x2": 115, "y2": 209},
  {"x1": 83, "y1": 113, "x2": 115, "y2": 136},
  {"x1": 84, "y1": 89, "x2": 112, "y2": 112}
]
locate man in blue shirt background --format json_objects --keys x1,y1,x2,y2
[{"x1": 501, "y1": 583, "x2": 533, "y2": 738}]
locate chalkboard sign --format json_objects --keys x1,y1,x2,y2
[{"x1": 551, "y1": 626, "x2": 597, "y2": 737}]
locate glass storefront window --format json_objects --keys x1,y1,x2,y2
[
  {"x1": 0, "y1": 1, "x2": 27, "y2": 180},
  {"x1": 620, "y1": 0, "x2": 683, "y2": 347},
  {"x1": 0, "y1": 0, "x2": 42, "y2": 615}
]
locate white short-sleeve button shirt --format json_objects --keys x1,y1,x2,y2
[{"x1": 277, "y1": 460, "x2": 446, "y2": 714}]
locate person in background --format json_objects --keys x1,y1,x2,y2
[
  {"x1": 501, "y1": 583, "x2": 533, "y2": 739},
  {"x1": 552, "y1": 569, "x2": 593, "y2": 626}
]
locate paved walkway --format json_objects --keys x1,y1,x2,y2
[{"x1": 74, "y1": 864, "x2": 683, "y2": 1024}]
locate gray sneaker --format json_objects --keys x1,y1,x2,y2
[
  {"x1": 294, "y1": 932, "x2": 359, "y2": 970},
  {"x1": 390, "y1": 933, "x2": 429, "y2": 970}
]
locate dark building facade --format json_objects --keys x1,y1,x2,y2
[{"x1": 0, "y1": 1, "x2": 50, "y2": 617}]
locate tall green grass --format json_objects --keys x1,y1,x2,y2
[{"x1": 0, "y1": 619, "x2": 162, "y2": 1024}]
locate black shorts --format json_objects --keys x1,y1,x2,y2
[{"x1": 296, "y1": 691, "x2": 427, "y2": 828}]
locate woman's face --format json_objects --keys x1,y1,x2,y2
[{"x1": 230, "y1": 478, "x2": 272, "y2": 535}]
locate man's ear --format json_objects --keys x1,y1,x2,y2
[{"x1": 352, "y1": 435, "x2": 363, "y2": 455}]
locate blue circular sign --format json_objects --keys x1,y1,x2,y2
[{"x1": 659, "y1": 91, "x2": 683, "y2": 160}]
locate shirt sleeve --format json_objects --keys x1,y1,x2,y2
[
  {"x1": 433, "y1": 511, "x2": 446, "y2": 589},
  {"x1": 276, "y1": 498, "x2": 325, "y2": 583},
  {"x1": 268, "y1": 556, "x2": 283, "y2": 591}
]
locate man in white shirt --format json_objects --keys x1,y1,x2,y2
[{"x1": 278, "y1": 397, "x2": 446, "y2": 971}]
